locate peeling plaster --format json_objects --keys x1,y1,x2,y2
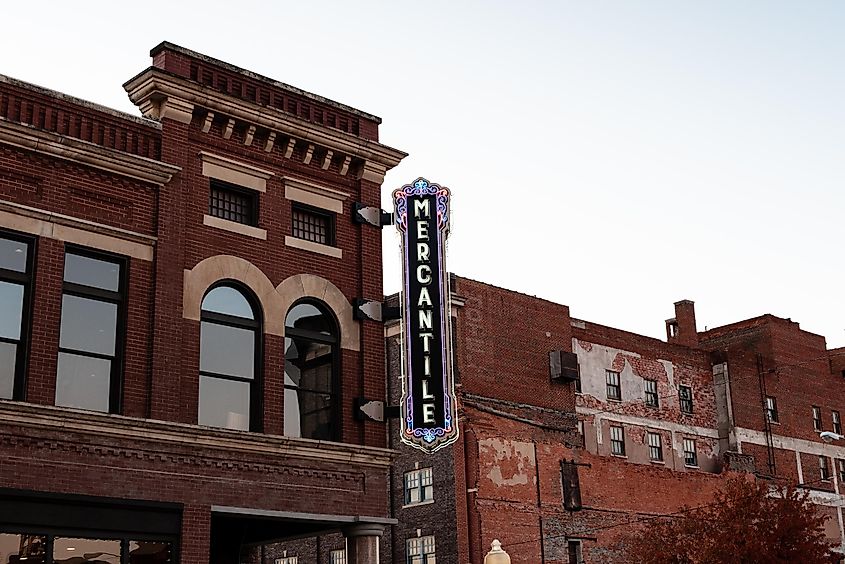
[{"x1": 479, "y1": 438, "x2": 536, "y2": 488}]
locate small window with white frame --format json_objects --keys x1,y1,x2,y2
[
  {"x1": 679, "y1": 385, "x2": 693, "y2": 414},
  {"x1": 820, "y1": 456, "x2": 831, "y2": 481},
  {"x1": 404, "y1": 467, "x2": 434, "y2": 505},
  {"x1": 837, "y1": 459, "x2": 845, "y2": 483},
  {"x1": 610, "y1": 425, "x2": 625, "y2": 456},
  {"x1": 766, "y1": 396, "x2": 778, "y2": 423},
  {"x1": 275, "y1": 557, "x2": 298, "y2": 564},
  {"x1": 833, "y1": 411, "x2": 841, "y2": 435},
  {"x1": 647, "y1": 432, "x2": 663, "y2": 461},
  {"x1": 683, "y1": 438, "x2": 698, "y2": 467},
  {"x1": 407, "y1": 535, "x2": 436, "y2": 564},
  {"x1": 606, "y1": 370, "x2": 621, "y2": 401},
  {"x1": 330, "y1": 549, "x2": 347, "y2": 564},
  {"x1": 813, "y1": 406, "x2": 822, "y2": 431},
  {"x1": 644, "y1": 379, "x2": 659, "y2": 408}
]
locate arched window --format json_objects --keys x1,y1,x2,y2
[
  {"x1": 284, "y1": 301, "x2": 338, "y2": 440},
  {"x1": 199, "y1": 284, "x2": 260, "y2": 431}
]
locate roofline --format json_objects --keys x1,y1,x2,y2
[
  {"x1": 0, "y1": 74, "x2": 160, "y2": 129},
  {"x1": 150, "y1": 41, "x2": 383, "y2": 124}
]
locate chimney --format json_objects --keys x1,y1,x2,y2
[{"x1": 666, "y1": 300, "x2": 698, "y2": 347}]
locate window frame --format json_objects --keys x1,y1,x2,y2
[
  {"x1": 766, "y1": 396, "x2": 778, "y2": 423},
  {"x1": 679, "y1": 385, "x2": 694, "y2": 414},
  {"x1": 283, "y1": 299, "x2": 340, "y2": 441},
  {"x1": 837, "y1": 459, "x2": 845, "y2": 483},
  {"x1": 644, "y1": 379, "x2": 659, "y2": 408},
  {"x1": 0, "y1": 230, "x2": 35, "y2": 401},
  {"x1": 404, "y1": 467, "x2": 434, "y2": 506},
  {"x1": 567, "y1": 540, "x2": 583, "y2": 564},
  {"x1": 813, "y1": 406, "x2": 822, "y2": 431},
  {"x1": 57, "y1": 246, "x2": 127, "y2": 414},
  {"x1": 609, "y1": 425, "x2": 625, "y2": 456},
  {"x1": 605, "y1": 370, "x2": 621, "y2": 401},
  {"x1": 647, "y1": 431, "x2": 663, "y2": 462},
  {"x1": 833, "y1": 411, "x2": 841, "y2": 435},
  {"x1": 291, "y1": 202, "x2": 336, "y2": 246},
  {"x1": 199, "y1": 282, "x2": 263, "y2": 432},
  {"x1": 820, "y1": 456, "x2": 831, "y2": 481},
  {"x1": 209, "y1": 178, "x2": 259, "y2": 227},
  {"x1": 406, "y1": 535, "x2": 436, "y2": 564},
  {"x1": 330, "y1": 549, "x2": 347, "y2": 564},
  {"x1": 683, "y1": 438, "x2": 698, "y2": 467}
]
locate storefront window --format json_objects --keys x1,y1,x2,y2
[
  {"x1": 53, "y1": 538, "x2": 120, "y2": 563},
  {"x1": 0, "y1": 533, "x2": 47, "y2": 564}
]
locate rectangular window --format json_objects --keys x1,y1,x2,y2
[
  {"x1": 330, "y1": 550, "x2": 347, "y2": 564},
  {"x1": 275, "y1": 558, "x2": 298, "y2": 564},
  {"x1": 766, "y1": 396, "x2": 778, "y2": 423},
  {"x1": 838, "y1": 459, "x2": 845, "y2": 483},
  {"x1": 209, "y1": 179, "x2": 258, "y2": 226},
  {"x1": 55, "y1": 250, "x2": 125, "y2": 413},
  {"x1": 606, "y1": 370, "x2": 621, "y2": 401},
  {"x1": 644, "y1": 379, "x2": 659, "y2": 408},
  {"x1": 834, "y1": 411, "x2": 841, "y2": 435},
  {"x1": 813, "y1": 406, "x2": 822, "y2": 431},
  {"x1": 404, "y1": 467, "x2": 434, "y2": 505},
  {"x1": 610, "y1": 425, "x2": 625, "y2": 456},
  {"x1": 683, "y1": 438, "x2": 698, "y2": 467},
  {"x1": 820, "y1": 456, "x2": 831, "y2": 481},
  {"x1": 577, "y1": 420, "x2": 585, "y2": 446},
  {"x1": 0, "y1": 232, "x2": 34, "y2": 401},
  {"x1": 679, "y1": 385, "x2": 693, "y2": 414},
  {"x1": 567, "y1": 540, "x2": 583, "y2": 564},
  {"x1": 292, "y1": 204, "x2": 334, "y2": 245},
  {"x1": 647, "y1": 432, "x2": 663, "y2": 461},
  {"x1": 406, "y1": 535, "x2": 436, "y2": 564}
]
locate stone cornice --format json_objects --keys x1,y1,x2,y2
[
  {"x1": 123, "y1": 69, "x2": 407, "y2": 173},
  {"x1": 0, "y1": 400, "x2": 394, "y2": 468},
  {"x1": 0, "y1": 117, "x2": 179, "y2": 186}
]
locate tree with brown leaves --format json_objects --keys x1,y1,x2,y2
[{"x1": 618, "y1": 476, "x2": 837, "y2": 564}]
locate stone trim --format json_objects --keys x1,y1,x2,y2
[
  {"x1": 124, "y1": 70, "x2": 406, "y2": 170},
  {"x1": 199, "y1": 151, "x2": 273, "y2": 192},
  {"x1": 0, "y1": 400, "x2": 394, "y2": 468},
  {"x1": 285, "y1": 236, "x2": 343, "y2": 259},
  {"x1": 0, "y1": 201, "x2": 154, "y2": 260},
  {"x1": 183, "y1": 257, "x2": 360, "y2": 350},
  {"x1": 203, "y1": 215, "x2": 267, "y2": 240},
  {"x1": 211, "y1": 506, "x2": 397, "y2": 525},
  {"x1": 0, "y1": 118, "x2": 179, "y2": 186},
  {"x1": 283, "y1": 176, "x2": 349, "y2": 214}
]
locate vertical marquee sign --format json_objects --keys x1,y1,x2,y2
[{"x1": 394, "y1": 178, "x2": 458, "y2": 453}]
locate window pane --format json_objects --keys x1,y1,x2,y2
[
  {"x1": 129, "y1": 541, "x2": 173, "y2": 563},
  {"x1": 55, "y1": 352, "x2": 111, "y2": 412},
  {"x1": 285, "y1": 337, "x2": 333, "y2": 392},
  {"x1": 286, "y1": 303, "x2": 333, "y2": 335},
  {"x1": 202, "y1": 286, "x2": 254, "y2": 319},
  {"x1": 64, "y1": 253, "x2": 120, "y2": 291},
  {"x1": 0, "y1": 341, "x2": 16, "y2": 399},
  {"x1": 199, "y1": 375, "x2": 250, "y2": 431},
  {"x1": 0, "y1": 237, "x2": 28, "y2": 272},
  {"x1": 200, "y1": 321, "x2": 255, "y2": 378},
  {"x1": 298, "y1": 390, "x2": 333, "y2": 440},
  {"x1": 0, "y1": 533, "x2": 47, "y2": 563},
  {"x1": 59, "y1": 295, "x2": 117, "y2": 356},
  {"x1": 53, "y1": 537, "x2": 120, "y2": 563},
  {"x1": 0, "y1": 281, "x2": 24, "y2": 339}
]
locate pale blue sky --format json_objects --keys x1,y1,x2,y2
[{"x1": 2, "y1": 1, "x2": 842, "y2": 346}]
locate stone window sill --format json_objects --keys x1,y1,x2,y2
[
  {"x1": 285, "y1": 236, "x2": 342, "y2": 258},
  {"x1": 203, "y1": 215, "x2": 266, "y2": 240},
  {"x1": 402, "y1": 499, "x2": 435, "y2": 509}
]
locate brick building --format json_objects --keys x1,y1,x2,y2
[
  {"x1": 387, "y1": 278, "x2": 845, "y2": 563},
  {"x1": 0, "y1": 42, "x2": 405, "y2": 563}
]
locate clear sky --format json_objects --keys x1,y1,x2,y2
[{"x1": 2, "y1": 1, "x2": 842, "y2": 346}]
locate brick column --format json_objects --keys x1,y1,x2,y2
[
  {"x1": 344, "y1": 523, "x2": 384, "y2": 564},
  {"x1": 180, "y1": 504, "x2": 211, "y2": 564}
]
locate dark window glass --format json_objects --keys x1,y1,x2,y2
[
  {"x1": 0, "y1": 533, "x2": 47, "y2": 563},
  {"x1": 683, "y1": 438, "x2": 698, "y2": 466},
  {"x1": 567, "y1": 541, "x2": 583, "y2": 564},
  {"x1": 56, "y1": 251, "x2": 124, "y2": 413},
  {"x1": 644, "y1": 379, "x2": 659, "y2": 407},
  {"x1": 284, "y1": 301, "x2": 338, "y2": 440},
  {"x1": 0, "y1": 237, "x2": 28, "y2": 272},
  {"x1": 199, "y1": 285, "x2": 260, "y2": 431},
  {"x1": 129, "y1": 541, "x2": 173, "y2": 564},
  {"x1": 64, "y1": 253, "x2": 120, "y2": 291},
  {"x1": 833, "y1": 411, "x2": 841, "y2": 435},
  {"x1": 292, "y1": 205, "x2": 334, "y2": 245},
  {"x1": 820, "y1": 456, "x2": 831, "y2": 480},
  {"x1": 209, "y1": 179, "x2": 257, "y2": 226},
  {"x1": 0, "y1": 233, "x2": 33, "y2": 401},
  {"x1": 648, "y1": 432, "x2": 663, "y2": 461},
  {"x1": 610, "y1": 425, "x2": 625, "y2": 456},
  {"x1": 679, "y1": 385, "x2": 694, "y2": 414},
  {"x1": 813, "y1": 406, "x2": 822, "y2": 431}
]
